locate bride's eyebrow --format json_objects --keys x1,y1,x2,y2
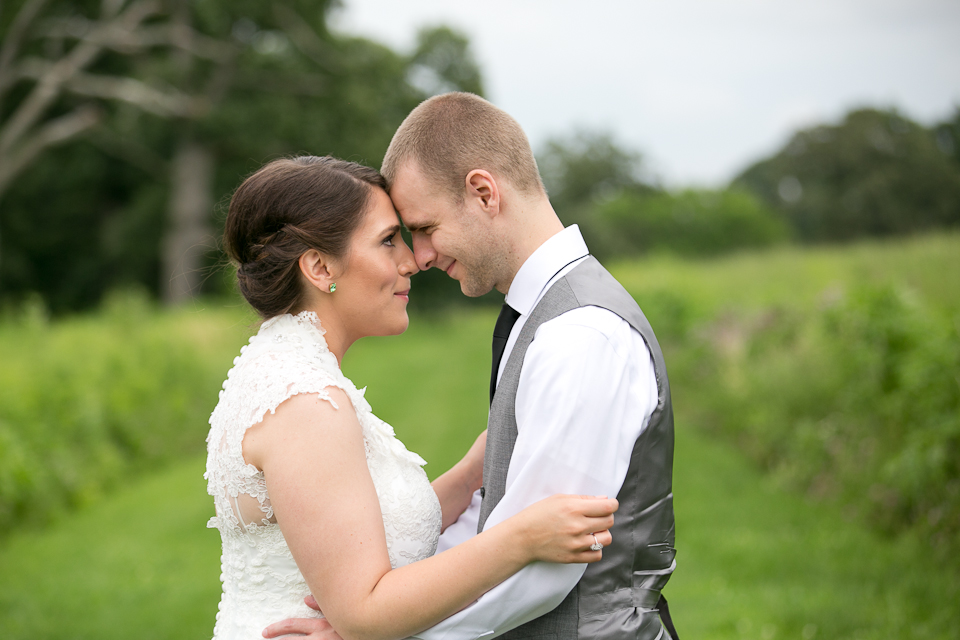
[{"x1": 380, "y1": 224, "x2": 401, "y2": 237}]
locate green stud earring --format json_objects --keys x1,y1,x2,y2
[{"x1": 329, "y1": 282, "x2": 337, "y2": 293}]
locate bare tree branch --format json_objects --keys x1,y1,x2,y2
[
  {"x1": 0, "y1": 103, "x2": 101, "y2": 195},
  {"x1": 273, "y1": 4, "x2": 340, "y2": 74},
  {"x1": 0, "y1": 0, "x2": 159, "y2": 157},
  {"x1": 101, "y1": 0, "x2": 127, "y2": 18},
  {"x1": 0, "y1": 0, "x2": 49, "y2": 99},
  {"x1": 129, "y1": 23, "x2": 237, "y2": 62},
  {"x1": 43, "y1": 17, "x2": 236, "y2": 62},
  {"x1": 66, "y1": 72, "x2": 204, "y2": 118},
  {"x1": 14, "y1": 58, "x2": 204, "y2": 117}
]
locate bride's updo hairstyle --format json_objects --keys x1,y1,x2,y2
[{"x1": 224, "y1": 156, "x2": 386, "y2": 319}]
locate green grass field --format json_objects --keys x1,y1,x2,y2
[
  {"x1": 610, "y1": 231, "x2": 960, "y2": 319},
  {"x1": 1, "y1": 233, "x2": 958, "y2": 638},
  {"x1": 2, "y1": 416, "x2": 956, "y2": 638}
]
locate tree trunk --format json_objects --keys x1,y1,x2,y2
[{"x1": 161, "y1": 137, "x2": 213, "y2": 304}]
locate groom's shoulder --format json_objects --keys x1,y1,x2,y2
[
  {"x1": 527, "y1": 308, "x2": 640, "y2": 374},
  {"x1": 537, "y1": 305, "x2": 633, "y2": 344}
]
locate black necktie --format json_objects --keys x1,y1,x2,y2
[{"x1": 490, "y1": 303, "x2": 521, "y2": 404}]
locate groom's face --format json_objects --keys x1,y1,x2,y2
[{"x1": 390, "y1": 161, "x2": 503, "y2": 297}]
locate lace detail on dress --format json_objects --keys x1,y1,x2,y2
[{"x1": 204, "y1": 312, "x2": 442, "y2": 639}]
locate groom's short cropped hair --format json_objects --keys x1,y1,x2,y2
[{"x1": 382, "y1": 92, "x2": 545, "y2": 200}]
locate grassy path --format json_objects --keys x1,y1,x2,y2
[
  {"x1": 0, "y1": 454, "x2": 220, "y2": 639},
  {"x1": 670, "y1": 426, "x2": 958, "y2": 638},
  {"x1": 2, "y1": 423, "x2": 956, "y2": 639}
]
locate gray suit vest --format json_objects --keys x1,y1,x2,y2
[{"x1": 479, "y1": 256, "x2": 676, "y2": 640}]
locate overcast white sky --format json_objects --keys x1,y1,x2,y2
[{"x1": 330, "y1": 0, "x2": 960, "y2": 187}]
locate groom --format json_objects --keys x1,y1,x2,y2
[{"x1": 271, "y1": 93, "x2": 678, "y2": 639}]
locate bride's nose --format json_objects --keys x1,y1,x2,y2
[{"x1": 398, "y1": 241, "x2": 419, "y2": 277}]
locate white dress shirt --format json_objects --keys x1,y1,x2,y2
[{"x1": 413, "y1": 225, "x2": 659, "y2": 640}]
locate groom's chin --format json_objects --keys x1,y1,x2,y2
[{"x1": 457, "y1": 279, "x2": 494, "y2": 298}]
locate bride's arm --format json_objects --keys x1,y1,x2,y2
[
  {"x1": 243, "y1": 389, "x2": 614, "y2": 640},
  {"x1": 430, "y1": 430, "x2": 485, "y2": 531}
]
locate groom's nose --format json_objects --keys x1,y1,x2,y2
[{"x1": 412, "y1": 234, "x2": 437, "y2": 270}]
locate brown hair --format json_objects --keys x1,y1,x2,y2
[
  {"x1": 381, "y1": 92, "x2": 544, "y2": 199},
  {"x1": 224, "y1": 156, "x2": 386, "y2": 319}
]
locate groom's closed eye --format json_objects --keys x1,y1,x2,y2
[{"x1": 407, "y1": 225, "x2": 435, "y2": 237}]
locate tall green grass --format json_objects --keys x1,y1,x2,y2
[
  {"x1": 0, "y1": 292, "x2": 254, "y2": 534},
  {"x1": 611, "y1": 232, "x2": 960, "y2": 558},
  {"x1": 611, "y1": 231, "x2": 960, "y2": 320},
  {"x1": 686, "y1": 285, "x2": 959, "y2": 549}
]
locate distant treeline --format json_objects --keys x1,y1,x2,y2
[
  {"x1": 542, "y1": 108, "x2": 960, "y2": 262},
  {"x1": 2, "y1": 0, "x2": 959, "y2": 314}
]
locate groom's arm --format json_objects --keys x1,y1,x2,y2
[{"x1": 412, "y1": 308, "x2": 658, "y2": 640}]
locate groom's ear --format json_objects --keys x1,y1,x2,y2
[
  {"x1": 298, "y1": 249, "x2": 336, "y2": 293},
  {"x1": 465, "y1": 169, "x2": 501, "y2": 218}
]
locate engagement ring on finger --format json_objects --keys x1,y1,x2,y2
[{"x1": 590, "y1": 534, "x2": 603, "y2": 551}]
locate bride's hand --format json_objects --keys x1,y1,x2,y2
[{"x1": 514, "y1": 494, "x2": 617, "y2": 564}]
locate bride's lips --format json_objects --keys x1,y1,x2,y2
[{"x1": 395, "y1": 289, "x2": 410, "y2": 301}]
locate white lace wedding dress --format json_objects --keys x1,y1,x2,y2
[{"x1": 205, "y1": 311, "x2": 442, "y2": 639}]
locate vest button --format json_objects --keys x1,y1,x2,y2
[{"x1": 480, "y1": 486, "x2": 485, "y2": 498}]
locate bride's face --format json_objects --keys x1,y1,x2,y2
[{"x1": 331, "y1": 187, "x2": 418, "y2": 339}]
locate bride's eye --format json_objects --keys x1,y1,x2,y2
[{"x1": 382, "y1": 233, "x2": 396, "y2": 247}]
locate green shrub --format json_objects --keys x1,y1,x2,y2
[
  {"x1": 686, "y1": 284, "x2": 960, "y2": 552},
  {"x1": 0, "y1": 291, "x2": 251, "y2": 534},
  {"x1": 589, "y1": 187, "x2": 789, "y2": 258}
]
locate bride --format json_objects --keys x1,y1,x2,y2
[{"x1": 205, "y1": 155, "x2": 617, "y2": 640}]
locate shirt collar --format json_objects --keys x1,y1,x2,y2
[{"x1": 505, "y1": 225, "x2": 589, "y2": 316}]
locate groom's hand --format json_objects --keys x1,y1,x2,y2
[
  {"x1": 262, "y1": 596, "x2": 343, "y2": 639},
  {"x1": 304, "y1": 595, "x2": 322, "y2": 612}
]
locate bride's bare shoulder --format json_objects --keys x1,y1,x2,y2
[{"x1": 242, "y1": 386, "x2": 362, "y2": 470}]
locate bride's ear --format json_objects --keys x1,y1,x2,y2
[{"x1": 299, "y1": 250, "x2": 337, "y2": 294}]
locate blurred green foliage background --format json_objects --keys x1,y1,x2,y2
[
  {"x1": 2, "y1": 235, "x2": 959, "y2": 638},
  {"x1": 1, "y1": 0, "x2": 959, "y2": 638}
]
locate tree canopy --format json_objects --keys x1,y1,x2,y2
[
  {"x1": 734, "y1": 108, "x2": 960, "y2": 242},
  {"x1": 0, "y1": 0, "x2": 483, "y2": 312},
  {"x1": 536, "y1": 130, "x2": 786, "y2": 259}
]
